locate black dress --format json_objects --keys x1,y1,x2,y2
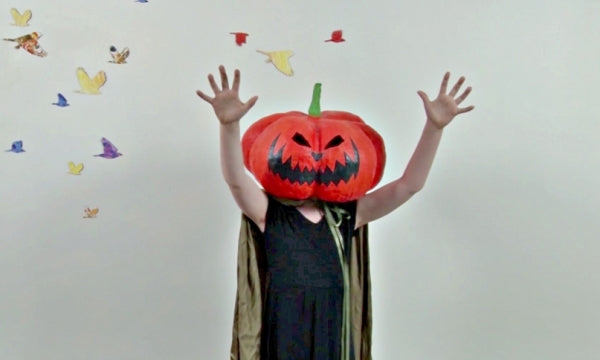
[{"x1": 260, "y1": 196, "x2": 357, "y2": 360}]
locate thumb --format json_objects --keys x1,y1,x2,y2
[
  {"x1": 417, "y1": 90, "x2": 429, "y2": 103},
  {"x1": 242, "y1": 95, "x2": 259, "y2": 113}
]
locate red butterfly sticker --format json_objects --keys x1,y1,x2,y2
[
  {"x1": 325, "y1": 30, "x2": 345, "y2": 43},
  {"x1": 230, "y1": 32, "x2": 249, "y2": 46}
]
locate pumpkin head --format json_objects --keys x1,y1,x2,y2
[{"x1": 242, "y1": 83, "x2": 386, "y2": 202}]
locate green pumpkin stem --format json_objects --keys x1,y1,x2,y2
[{"x1": 308, "y1": 83, "x2": 322, "y2": 117}]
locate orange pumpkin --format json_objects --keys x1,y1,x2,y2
[{"x1": 242, "y1": 84, "x2": 386, "y2": 202}]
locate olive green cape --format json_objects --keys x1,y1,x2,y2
[{"x1": 229, "y1": 214, "x2": 373, "y2": 360}]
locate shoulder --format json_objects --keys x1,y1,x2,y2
[
  {"x1": 335, "y1": 199, "x2": 357, "y2": 216},
  {"x1": 327, "y1": 199, "x2": 358, "y2": 229},
  {"x1": 263, "y1": 195, "x2": 295, "y2": 224}
]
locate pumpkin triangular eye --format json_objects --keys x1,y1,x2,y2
[
  {"x1": 325, "y1": 135, "x2": 344, "y2": 149},
  {"x1": 292, "y1": 132, "x2": 311, "y2": 147}
]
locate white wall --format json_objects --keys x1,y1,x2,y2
[{"x1": 1, "y1": 1, "x2": 599, "y2": 359}]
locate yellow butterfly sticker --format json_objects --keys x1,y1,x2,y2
[
  {"x1": 257, "y1": 50, "x2": 294, "y2": 76},
  {"x1": 67, "y1": 161, "x2": 84, "y2": 175},
  {"x1": 76, "y1": 67, "x2": 107, "y2": 94},
  {"x1": 10, "y1": 8, "x2": 32, "y2": 26},
  {"x1": 83, "y1": 207, "x2": 99, "y2": 218}
]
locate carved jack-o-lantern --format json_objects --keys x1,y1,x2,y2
[{"x1": 242, "y1": 84, "x2": 386, "y2": 202}]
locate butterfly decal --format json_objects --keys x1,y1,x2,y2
[
  {"x1": 3, "y1": 31, "x2": 46, "y2": 57},
  {"x1": 67, "y1": 161, "x2": 84, "y2": 175},
  {"x1": 6, "y1": 140, "x2": 25, "y2": 153},
  {"x1": 257, "y1": 50, "x2": 294, "y2": 76},
  {"x1": 83, "y1": 207, "x2": 99, "y2": 218},
  {"x1": 325, "y1": 30, "x2": 345, "y2": 43},
  {"x1": 10, "y1": 8, "x2": 32, "y2": 26},
  {"x1": 230, "y1": 32, "x2": 249, "y2": 46},
  {"x1": 109, "y1": 45, "x2": 130, "y2": 64},
  {"x1": 94, "y1": 137, "x2": 122, "y2": 159},
  {"x1": 76, "y1": 67, "x2": 107, "y2": 94},
  {"x1": 52, "y1": 93, "x2": 69, "y2": 107}
]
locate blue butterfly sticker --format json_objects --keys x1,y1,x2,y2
[
  {"x1": 52, "y1": 93, "x2": 69, "y2": 107},
  {"x1": 6, "y1": 140, "x2": 25, "y2": 153},
  {"x1": 94, "y1": 137, "x2": 122, "y2": 159}
]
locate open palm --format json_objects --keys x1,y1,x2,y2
[
  {"x1": 417, "y1": 72, "x2": 474, "y2": 129},
  {"x1": 196, "y1": 65, "x2": 258, "y2": 124}
]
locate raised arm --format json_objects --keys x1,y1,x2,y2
[
  {"x1": 355, "y1": 72, "x2": 474, "y2": 228},
  {"x1": 196, "y1": 65, "x2": 268, "y2": 231}
]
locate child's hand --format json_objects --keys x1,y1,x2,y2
[
  {"x1": 196, "y1": 65, "x2": 258, "y2": 125},
  {"x1": 417, "y1": 72, "x2": 474, "y2": 129}
]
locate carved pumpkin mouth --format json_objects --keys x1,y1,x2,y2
[{"x1": 267, "y1": 135, "x2": 360, "y2": 186}]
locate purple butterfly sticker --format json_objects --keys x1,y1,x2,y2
[
  {"x1": 94, "y1": 137, "x2": 122, "y2": 158},
  {"x1": 52, "y1": 93, "x2": 69, "y2": 107},
  {"x1": 6, "y1": 140, "x2": 25, "y2": 153}
]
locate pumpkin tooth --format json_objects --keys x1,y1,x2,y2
[
  {"x1": 268, "y1": 137, "x2": 359, "y2": 186},
  {"x1": 319, "y1": 149, "x2": 359, "y2": 185}
]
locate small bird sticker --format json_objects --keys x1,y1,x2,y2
[
  {"x1": 75, "y1": 67, "x2": 107, "y2": 94},
  {"x1": 94, "y1": 137, "x2": 122, "y2": 159},
  {"x1": 3, "y1": 31, "x2": 47, "y2": 57},
  {"x1": 325, "y1": 30, "x2": 345, "y2": 43},
  {"x1": 257, "y1": 49, "x2": 294, "y2": 76},
  {"x1": 109, "y1": 46, "x2": 130, "y2": 64},
  {"x1": 83, "y1": 207, "x2": 99, "y2": 218},
  {"x1": 6, "y1": 140, "x2": 25, "y2": 153},
  {"x1": 10, "y1": 8, "x2": 32, "y2": 26},
  {"x1": 67, "y1": 162, "x2": 84, "y2": 175},
  {"x1": 230, "y1": 32, "x2": 249, "y2": 46},
  {"x1": 52, "y1": 93, "x2": 69, "y2": 107}
]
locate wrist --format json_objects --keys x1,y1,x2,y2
[
  {"x1": 219, "y1": 118, "x2": 241, "y2": 128},
  {"x1": 425, "y1": 119, "x2": 444, "y2": 132},
  {"x1": 220, "y1": 122, "x2": 241, "y2": 138}
]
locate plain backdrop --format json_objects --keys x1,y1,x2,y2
[{"x1": 1, "y1": 0, "x2": 599, "y2": 359}]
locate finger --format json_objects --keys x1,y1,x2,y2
[
  {"x1": 207, "y1": 74, "x2": 219, "y2": 94},
  {"x1": 219, "y1": 65, "x2": 230, "y2": 90},
  {"x1": 449, "y1": 76, "x2": 466, "y2": 97},
  {"x1": 195, "y1": 90, "x2": 213, "y2": 103},
  {"x1": 232, "y1": 69, "x2": 241, "y2": 92},
  {"x1": 439, "y1": 72, "x2": 450, "y2": 96},
  {"x1": 242, "y1": 95, "x2": 259, "y2": 114},
  {"x1": 417, "y1": 90, "x2": 430, "y2": 103},
  {"x1": 455, "y1": 86, "x2": 472, "y2": 105},
  {"x1": 456, "y1": 105, "x2": 475, "y2": 114}
]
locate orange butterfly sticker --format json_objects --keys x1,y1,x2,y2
[{"x1": 83, "y1": 207, "x2": 99, "y2": 218}]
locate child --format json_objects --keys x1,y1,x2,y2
[{"x1": 196, "y1": 65, "x2": 474, "y2": 360}]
